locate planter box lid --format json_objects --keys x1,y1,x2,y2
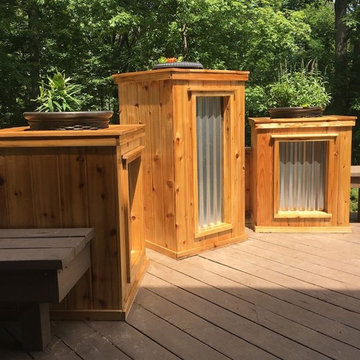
[
  {"x1": 249, "y1": 115, "x2": 357, "y2": 129},
  {"x1": 112, "y1": 68, "x2": 250, "y2": 83}
]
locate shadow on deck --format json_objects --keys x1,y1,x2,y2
[{"x1": 1, "y1": 222, "x2": 360, "y2": 360}]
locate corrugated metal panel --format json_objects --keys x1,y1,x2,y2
[
  {"x1": 196, "y1": 97, "x2": 224, "y2": 230},
  {"x1": 279, "y1": 141, "x2": 326, "y2": 211}
]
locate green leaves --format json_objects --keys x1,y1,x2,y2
[
  {"x1": 34, "y1": 70, "x2": 83, "y2": 112},
  {"x1": 268, "y1": 64, "x2": 331, "y2": 108}
]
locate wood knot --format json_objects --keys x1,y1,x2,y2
[
  {"x1": 166, "y1": 180, "x2": 173, "y2": 188},
  {"x1": 131, "y1": 215, "x2": 136, "y2": 221},
  {"x1": 235, "y1": 153, "x2": 240, "y2": 159}
]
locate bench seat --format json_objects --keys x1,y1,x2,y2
[{"x1": 0, "y1": 228, "x2": 94, "y2": 350}]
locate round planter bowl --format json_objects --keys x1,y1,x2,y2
[
  {"x1": 153, "y1": 62, "x2": 204, "y2": 70},
  {"x1": 268, "y1": 107, "x2": 323, "y2": 119},
  {"x1": 23, "y1": 111, "x2": 113, "y2": 130}
]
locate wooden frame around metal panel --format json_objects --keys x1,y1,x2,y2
[
  {"x1": 190, "y1": 91, "x2": 233, "y2": 239},
  {"x1": 272, "y1": 134, "x2": 337, "y2": 219},
  {"x1": 121, "y1": 146, "x2": 145, "y2": 284}
]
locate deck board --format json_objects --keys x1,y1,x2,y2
[{"x1": 2, "y1": 225, "x2": 360, "y2": 359}]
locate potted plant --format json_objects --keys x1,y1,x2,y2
[
  {"x1": 23, "y1": 70, "x2": 112, "y2": 130},
  {"x1": 267, "y1": 64, "x2": 331, "y2": 118},
  {"x1": 153, "y1": 56, "x2": 203, "y2": 70}
]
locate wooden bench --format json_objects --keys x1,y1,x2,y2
[
  {"x1": 351, "y1": 165, "x2": 360, "y2": 222},
  {"x1": 0, "y1": 228, "x2": 94, "y2": 351}
]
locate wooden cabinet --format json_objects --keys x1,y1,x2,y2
[
  {"x1": 0, "y1": 125, "x2": 146, "y2": 320},
  {"x1": 248, "y1": 115, "x2": 357, "y2": 232},
  {"x1": 113, "y1": 69, "x2": 249, "y2": 258}
]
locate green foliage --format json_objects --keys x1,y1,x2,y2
[
  {"x1": 34, "y1": 71, "x2": 83, "y2": 112},
  {"x1": 350, "y1": 188, "x2": 359, "y2": 212},
  {"x1": 268, "y1": 64, "x2": 331, "y2": 108},
  {"x1": 0, "y1": 0, "x2": 359, "y2": 163},
  {"x1": 245, "y1": 85, "x2": 269, "y2": 117},
  {"x1": 158, "y1": 57, "x2": 168, "y2": 64}
]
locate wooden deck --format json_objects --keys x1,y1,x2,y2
[{"x1": 2, "y1": 223, "x2": 360, "y2": 360}]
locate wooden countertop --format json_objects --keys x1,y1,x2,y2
[
  {"x1": 248, "y1": 115, "x2": 357, "y2": 130},
  {"x1": 0, "y1": 124, "x2": 145, "y2": 139},
  {"x1": 113, "y1": 68, "x2": 250, "y2": 83},
  {"x1": 249, "y1": 115, "x2": 357, "y2": 124},
  {"x1": 0, "y1": 124, "x2": 145, "y2": 148}
]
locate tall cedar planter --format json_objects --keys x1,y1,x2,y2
[{"x1": 113, "y1": 68, "x2": 249, "y2": 259}]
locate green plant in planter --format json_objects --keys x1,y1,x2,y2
[
  {"x1": 24, "y1": 70, "x2": 112, "y2": 130},
  {"x1": 268, "y1": 66, "x2": 331, "y2": 109},
  {"x1": 34, "y1": 70, "x2": 83, "y2": 112}
]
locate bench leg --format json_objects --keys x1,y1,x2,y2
[{"x1": 20, "y1": 303, "x2": 51, "y2": 351}]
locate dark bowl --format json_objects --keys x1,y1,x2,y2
[
  {"x1": 153, "y1": 62, "x2": 204, "y2": 70},
  {"x1": 268, "y1": 107, "x2": 323, "y2": 119},
  {"x1": 23, "y1": 111, "x2": 113, "y2": 130}
]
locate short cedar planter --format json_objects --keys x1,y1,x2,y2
[
  {"x1": 248, "y1": 115, "x2": 357, "y2": 232},
  {"x1": 0, "y1": 125, "x2": 147, "y2": 320}
]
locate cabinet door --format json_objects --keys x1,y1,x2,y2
[
  {"x1": 121, "y1": 146, "x2": 145, "y2": 283},
  {"x1": 273, "y1": 136, "x2": 336, "y2": 219},
  {"x1": 193, "y1": 95, "x2": 232, "y2": 237},
  {"x1": 196, "y1": 96, "x2": 224, "y2": 229}
]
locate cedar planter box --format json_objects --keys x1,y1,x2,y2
[
  {"x1": 0, "y1": 125, "x2": 146, "y2": 320},
  {"x1": 248, "y1": 115, "x2": 357, "y2": 232},
  {"x1": 113, "y1": 68, "x2": 249, "y2": 259}
]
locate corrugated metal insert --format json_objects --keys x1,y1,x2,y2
[
  {"x1": 196, "y1": 97, "x2": 224, "y2": 230},
  {"x1": 279, "y1": 141, "x2": 326, "y2": 211}
]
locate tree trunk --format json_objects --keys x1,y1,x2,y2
[
  {"x1": 181, "y1": 23, "x2": 188, "y2": 58},
  {"x1": 334, "y1": 0, "x2": 349, "y2": 113},
  {"x1": 27, "y1": 3, "x2": 40, "y2": 103},
  {"x1": 349, "y1": 25, "x2": 360, "y2": 104}
]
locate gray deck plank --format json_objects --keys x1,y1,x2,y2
[
  {"x1": 202, "y1": 245, "x2": 360, "y2": 314},
  {"x1": 30, "y1": 336, "x2": 82, "y2": 360},
  {"x1": 180, "y1": 254, "x2": 360, "y2": 349},
  {"x1": 199, "y1": 246, "x2": 360, "y2": 330},
  {"x1": 52, "y1": 321, "x2": 131, "y2": 360},
  {"x1": 2, "y1": 225, "x2": 360, "y2": 360},
  {"x1": 236, "y1": 239, "x2": 360, "y2": 286},
  {"x1": 137, "y1": 281, "x2": 277, "y2": 360},
  {"x1": 0, "y1": 327, "x2": 32, "y2": 360},
  {"x1": 89, "y1": 320, "x2": 180, "y2": 360},
  {"x1": 146, "y1": 258, "x2": 359, "y2": 360},
  {"x1": 128, "y1": 302, "x2": 230, "y2": 360},
  {"x1": 242, "y1": 234, "x2": 360, "y2": 276}
]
